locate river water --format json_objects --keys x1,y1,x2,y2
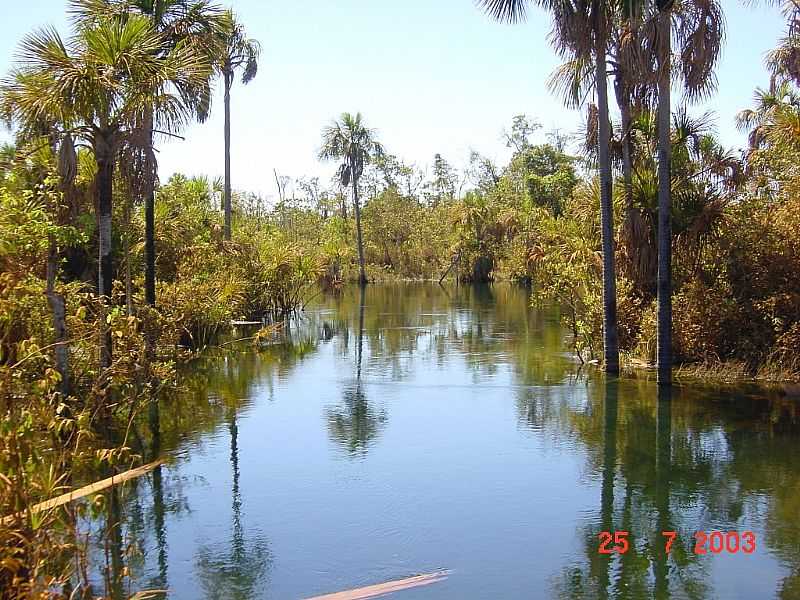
[{"x1": 89, "y1": 283, "x2": 800, "y2": 599}]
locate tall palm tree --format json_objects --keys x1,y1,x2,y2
[
  {"x1": 480, "y1": 0, "x2": 620, "y2": 373},
  {"x1": 653, "y1": 0, "x2": 724, "y2": 385},
  {"x1": 655, "y1": 0, "x2": 673, "y2": 385},
  {"x1": 547, "y1": 9, "x2": 652, "y2": 292},
  {"x1": 218, "y1": 10, "x2": 260, "y2": 241},
  {"x1": 2, "y1": 15, "x2": 207, "y2": 368},
  {"x1": 319, "y1": 112, "x2": 385, "y2": 286},
  {"x1": 70, "y1": 0, "x2": 225, "y2": 308}
]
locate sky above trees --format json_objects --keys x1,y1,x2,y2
[{"x1": 0, "y1": 0, "x2": 785, "y2": 201}]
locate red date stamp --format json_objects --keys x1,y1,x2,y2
[{"x1": 598, "y1": 531, "x2": 756, "y2": 554}]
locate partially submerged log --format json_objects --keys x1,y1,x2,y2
[
  {"x1": 305, "y1": 570, "x2": 450, "y2": 600},
  {"x1": 1, "y1": 459, "x2": 165, "y2": 525}
]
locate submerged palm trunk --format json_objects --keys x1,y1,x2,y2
[
  {"x1": 96, "y1": 149, "x2": 115, "y2": 370},
  {"x1": 223, "y1": 70, "x2": 233, "y2": 241},
  {"x1": 656, "y1": 9, "x2": 673, "y2": 386},
  {"x1": 352, "y1": 168, "x2": 367, "y2": 286},
  {"x1": 595, "y1": 3, "x2": 620, "y2": 374}
]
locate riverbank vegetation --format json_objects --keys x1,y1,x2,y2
[{"x1": 2, "y1": 0, "x2": 800, "y2": 597}]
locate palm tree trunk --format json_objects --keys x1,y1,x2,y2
[
  {"x1": 595, "y1": 3, "x2": 620, "y2": 374},
  {"x1": 619, "y1": 99, "x2": 634, "y2": 214},
  {"x1": 123, "y1": 198, "x2": 133, "y2": 316},
  {"x1": 353, "y1": 173, "x2": 367, "y2": 286},
  {"x1": 46, "y1": 236, "x2": 69, "y2": 395},
  {"x1": 97, "y1": 152, "x2": 114, "y2": 370},
  {"x1": 223, "y1": 70, "x2": 233, "y2": 241},
  {"x1": 656, "y1": 9, "x2": 672, "y2": 386},
  {"x1": 145, "y1": 123, "x2": 156, "y2": 307}
]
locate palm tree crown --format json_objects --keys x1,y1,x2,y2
[
  {"x1": 219, "y1": 9, "x2": 260, "y2": 86},
  {"x1": 319, "y1": 112, "x2": 385, "y2": 190}
]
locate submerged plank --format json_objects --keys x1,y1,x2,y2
[
  {"x1": 305, "y1": 570, "x2": 450, "y2": 600},
  {"x1": 1, "y1": 459, "x2": 165, "y2": 525}
]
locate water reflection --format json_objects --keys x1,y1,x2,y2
[
  {"x1": 654, "y1": 387, "x2": 672, "y2": 600},
  {"x1": 327, "y1": 285, "x2": 387, "y2": 455},
  {"x1": 194, "y1": 409, "x2": 272, "y2": 599},
  {"x1": 84, "y1": 283, "x2": 800, "y2": 599}
]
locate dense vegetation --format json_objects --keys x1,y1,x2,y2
[{"x1": 1, "y1": 0, "x2": 800, "y2": 597}]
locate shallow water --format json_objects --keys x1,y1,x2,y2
[{"x1": 89, "y1": 283, "x2": 800, "y2": 599}]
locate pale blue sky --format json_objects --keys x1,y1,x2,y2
[{"x1": 0, "y1": 1, "x2": 787, "y2": 200}]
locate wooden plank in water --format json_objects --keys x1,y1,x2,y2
[
  {"x1": 305, "y1": 570, "x2": 450, "y2": 600},
  {"x1": 1, "y1": 459, "x2": 165, "y2": 525}
]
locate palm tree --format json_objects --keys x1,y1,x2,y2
[
  {"x1": 654, "y1": 0, "x2": 724, "y2": 385},
  {"x1": 218, "y1": 10, "x2": 260, "y2": 241},
  {"x1": 319, "y1": 112, "x2": 385, "y2": 286},
  {"x1": 758, "y1": 0, "x2": 800, "y2": 84},
  {"x1": 737, "y1": 80, "x2": 800, "y2": 150},
  {"x1": 655, "y1": 0, "x2": 673, "y2": 385},
  {"x1": 480, "y1": 0, "x2": 620, "y2": 373},
  {"x1": 70, "y1": 0, "x2": 225, "y2": 308},
  {"x1": 547, "y1": 9, "x2": 651, "y2": 292},
  {"x1": 2, "y1": 15, "x2": 207, "y2": 368}
]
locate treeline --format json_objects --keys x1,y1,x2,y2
[{"x1": 254, "y1": 98, "x2": 800, "y2": 381}]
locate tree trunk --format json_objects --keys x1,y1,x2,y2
[
  {"x1": 144, "y1": 188, "x2": 156, "y2": 305},
  {"x1": 595, "y1": 3, "x2": 620, "y2": 374},
  {"x1": 46, "y1": 236, "x2": 69, "y2": 395},
  {"x1": 617, "y1": 94, "x2": 634, "y2": 215},
  {"x1": 97, "y1": 152, "x2": 114, "y2": 370},
  {"x1": 656, "y1": 10, "x2": 673, "y2": 386},
  {"x1": 353, "y1": 172, "x2": 367, "y2": 286},
  {"x1": 145, "y1": 117, "x2": 157, "y2": 307},
  {"x1": 616, "y1": 83, "x2": 646, "y2": 294},
  {"x1": 223, "y1": 71, "x2": 233, "y2": 241},
  {"x1": 123, "y1": 198, "x2": 133, "y2": 316}
]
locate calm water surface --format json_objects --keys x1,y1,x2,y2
[{"x1": 90, "y1": 283, "x2": 800, "y2": 599}]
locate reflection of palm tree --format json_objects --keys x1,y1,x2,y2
[
  {"x1": 327, "y1": 286, "x2": 386, "y2": 455},
  {"x1": 357, "y1": 287, "x2": 365, "y2": 380},
  {"x1": 195, "y1": 408, "x2": 271, "y2": 599},
  {"x1": 597, "y1": 379, "x2": 618, "y2": 600},
  {"x1": 654, "y1": 386, "x2": 672, "y2": 599},
  {"x1": 148, "y1": 398, "x2": 168, "y2": 594}
]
